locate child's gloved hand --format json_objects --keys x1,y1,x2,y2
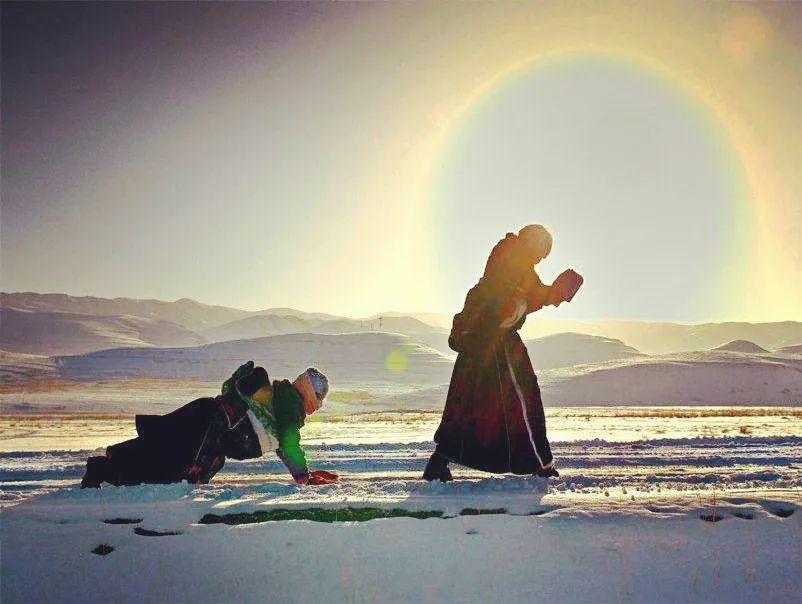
[
  {"x1": 222, "y1": 361, "x2": 255, "y2": 395},
  {"x1": 296, "y1": 470, "x2": 339, "y2": 485},
  {"x1": 310, "y1": 470, "x2": 339, "y2": 483}
]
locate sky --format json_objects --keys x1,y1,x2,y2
[{"x1": 2, "y1": 1, "x2": 800, "y2": 321}]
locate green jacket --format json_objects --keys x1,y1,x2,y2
[
  {"x1": 268, "y1": 380, "x2": 309, "y2": 480},
  {"x1": 220, "y1": 373, "x2": 309, "y2": 480}
]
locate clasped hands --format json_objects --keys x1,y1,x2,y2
[
  {"x1": 547, "y1": 268, "x2": 583, "y2": 307},
  {"x1": 500, "y1": 268, "x2": 583, "y2": 326}
]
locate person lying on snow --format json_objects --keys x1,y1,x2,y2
[
  {"x1": 80, "y1": 362, "x2": 338, "y2": 488},
  {"x1": 423, "y1": 224, "x2": 583, "y2": 482}
]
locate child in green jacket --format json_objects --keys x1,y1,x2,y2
[{"x1": 221, "y1": 362, "x2": 338, "y2": 485}]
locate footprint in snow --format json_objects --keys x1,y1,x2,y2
[
  {"x1": 91, "y1": 544, "x2": 115, "y2": 555},
  {"x1": 528, "y1": 505, "x2": 563, "y2": 516},
  {"x1": 133, "y1": 527, "x2": 183, "y2": 537},
  {"x1": 767, "y1": 507, "x2": 795, "y2": 518}
]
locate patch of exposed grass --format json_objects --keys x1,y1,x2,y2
[
  {"x1": 200, "y1": 506, "x2": 517, "y2": 525},
  {"x1": 460, "y1": 508, "x2": 507, "y2": 516},
  {"x1": 200, "y1": 507, "x2": 444, "y2": 525}
]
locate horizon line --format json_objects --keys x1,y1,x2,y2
[{"x1": 1, "y1": 290, "x2": 800, "y2": 326}]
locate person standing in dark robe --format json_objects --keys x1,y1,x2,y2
[{"x1": 423, "y1": 224, "x2": 583, "y2": 481}]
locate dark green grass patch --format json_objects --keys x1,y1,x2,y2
[
  {"x1": 200, "y1": 507, "x2": 445, "y2": 525},
  {"x1": 460, "y1": 508, "x2": 507, "y2": 516}
]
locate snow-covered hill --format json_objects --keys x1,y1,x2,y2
[
  {"x1": 54, "y1": 332, "x2": 455, "y2": 386},
  {"x1": 525, "y1": 332, "x2": 642, "y2": 369},
  {"x1": 541, "y1": 349, "x2": 802, "y2": 406},
  {"x1": 375, "y1": 348, "x2": 802, "y2": 409},
  {"x1": 201, "y1": 314, "x2": 318, "y2": 342},
  {"x1": 4, "y1": 335, "x2": 801, "y2": 408},
  {"x1": 0, "y1": 349, "x2": 59, "y2": 386},
  {"x1": 713, "y1": 340, "x2": 769, "y2": 353}
]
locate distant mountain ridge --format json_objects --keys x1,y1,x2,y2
[
  {"x1": 0, "y1": 293, "x2": 241, "y2": 330},
  {"x1": 2, "y1": 327, "x2": 800, "y2": 407},
  {"x1": 2, "y1": 292, "x2": 800, "y2": 359},
  {"x1": 0, "y1": 308, "x2": 206, "y2": 356},
  {"x1": 203, "y1": 314, "x2": 444, "y2": 344},
  {"x1": 521, "y1": 318, "x2": 802, "y2": 354},
  {"x1": 0, "y1": 292, "x2": 339, "y2": 332}
]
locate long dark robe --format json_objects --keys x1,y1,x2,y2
[
  {"x1": 105, "y1": 394, "x2": 258, "y2": 485},
  {"x1": 433, "y1": 234, "x2": 554, "y2": 474},
  {"x1": 102, "y1": 381, "x2": 308, "y2": 486}
]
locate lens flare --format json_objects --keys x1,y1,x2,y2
[{"x1": 384, "y1": 348, "x2": 408, "y2": 374}]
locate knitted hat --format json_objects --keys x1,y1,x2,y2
[{"x1": 293, "y1": 368, "x2": 329, "y2": 415}]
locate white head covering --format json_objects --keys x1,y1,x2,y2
[
  {"x1": 293, "y1": 367, "x2": 329, "y2": 415},
  {"x1": 518, "y1": 224, "x2": 552, "y2": 260}
]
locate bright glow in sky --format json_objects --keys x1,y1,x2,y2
[
  {"x1": 434, "y1": 57, "x2": 739, "y2": 321},
  {"x1": 2, "y1": 2, "x2": 800, "y2": 320}
]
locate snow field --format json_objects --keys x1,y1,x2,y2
[{"x1": 2, "y1": 482, "x2": 799, "y2": 603}]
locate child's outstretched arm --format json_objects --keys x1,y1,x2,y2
[
  {"x1": 276, "y1": 423, "x2": 309, "y2": 482},
  {"x1": 276, "y1": 424, "x2": 338, "y2": 485}
]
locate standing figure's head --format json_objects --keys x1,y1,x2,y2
[
  {"x1": 293, "y1": 368, "x2": 329, "y2": 415},
  {"x1": 518, "y1": 224, "x2": 552, "y2": 264}
]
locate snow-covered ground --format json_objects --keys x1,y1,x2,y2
[
  {"x1": 1, "y1": 407, "x2": 800, "y2": 602},
  {"x1": 2, "y1": 479, "x2": 800, "y2": 603}
]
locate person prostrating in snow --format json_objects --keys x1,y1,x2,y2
[
  {"x1": 423, "y1": 224, "x2": 583, "y2": 482},
  {"x1": 80, "y1": 363, "x2": 338, "y2": 487}
]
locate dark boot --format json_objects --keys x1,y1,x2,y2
[
  {"x1": 535, "y1": 465, "x2": 559, "y2": 478},
  {"x1": 80, "y1": 455, "x2": 111, "y2": 488},
  {"x1": 423, "y1": 452, "x2": 453, "y2": 482}
]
